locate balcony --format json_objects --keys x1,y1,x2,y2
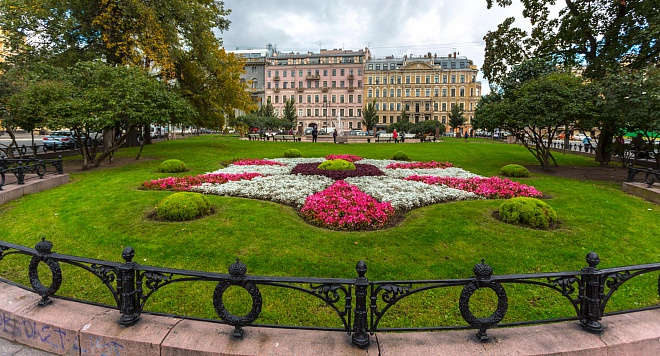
[
  {"x1": 296, "y1": 87, "x2": 304, "y2": 92},
  {"x1": 273, "y1": 76, "x2": 280, "y2": 81},
  {"x1": 348, "y1": 74, "x2": 354, "y2": 80},
  {"x1": 348, "y1": 85, "x2": 355, "y2": 91},
  {"x1": 274, "y1": 87, "x2": 280, "y2": 92},
  {"x1": 306, "y1": 74, "x2": 320, "y2": 80},
  {"x1": 322, "y1": 87, "x2": 329, "y2": 92}
]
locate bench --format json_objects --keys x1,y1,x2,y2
[
  {"x1": 248, "y1": 134, "x2": 262, "y2": 141},
  {"x1": 627, "y1": 164, "x2": 660, "y2": 188},
  {"x1": 376, "y1": 134, "x2": 394, "y2": 143},
  {"x1": 273, "y1": 135, "x2": 299, "y2": 142}
]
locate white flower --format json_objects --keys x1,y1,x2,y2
[
  {"x1": 383, "y1": 167, "x2": 482, "y2": 179},
  {"x1": 209, "y1": 165, "x2": 292, "y2": 175},
  {"x1": 345, "y1": 176, "x2": 479, "y2": 210}
]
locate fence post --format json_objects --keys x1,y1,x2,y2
[
  {"x1": 118, "y1": 247, "x2": 140, "y2": 326},
  {"x1": 16, "y1": 161, "x2": 25, "y2": 185},
  {"x1": 579, "y1": 252, "x2": 603, "y2": 333},
  {"x1": 352, "y1": 260, "x2": 370, "y2": 349}
]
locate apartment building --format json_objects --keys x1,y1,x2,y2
[
  {"x1": 227, "y1": 46, "x2": 276, "y2": 117},
  {"x1": 264, "y1": 48, "x2": 370, "y2": 133},
  {"x1": 364, "y1": 52, "x2": 481, "y2": 135}
]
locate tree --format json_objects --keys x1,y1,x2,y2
[
  {"x1": 474, "y1": 92, "x2": 507, "y2": 137},
  {"x1": 483, "y1": 0, "x2": 660, "y2": 165},
  {"x1": 258, "y1": 97, "x2": 277, "y2": 118},
  {"x1": 411, "y1": 120, "x2": 445, "y2": 137},
  {"x1": 448, "y1": 104, "x2": 465, "y2": 135},
  {"x1": 282, "y1": 97, "x2": 297, "y2": 130},
  {"x1": 361, "y1": 99, "x2": 378, "y2": 135}
]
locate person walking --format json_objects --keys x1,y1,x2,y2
[
  {"x1": 464, "y1": 132, "x2": 469, "y2": 141},
  {"x1": 392, "y1": 129, "x2": 398, "y2": 143},
  {"x1": 333, "y1": 129, "x2": 337, "y2": 143},
  {"x1": 312, "y1": 127, "x2": 318, "y2": 142}
]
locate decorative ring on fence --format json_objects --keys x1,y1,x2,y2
[
  {"x1": 19, "y1": 145, "x2": 27, "y2": 155},
  {"x1": 459, "y1": 260, "x2": 508, "y2": 341},
  {"x1": 213, "y1": 259, "x2": 262, "y2": 339},
  {"x1": 28, "y1": 239, "x2": 62, "y2": 306}
]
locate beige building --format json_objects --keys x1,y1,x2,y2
[{"x1": 364, "y1": 52, "x2": 481, "y2": 135}]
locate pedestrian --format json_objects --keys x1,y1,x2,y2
[
  {"x1": 392, "y1": 129, "x2": 398, "y2": 143},
  {"x1": 333, "y1": 129, "x2": 337, "y2": 143},
  {"x1": 464, "y1": 132, "x2": 469, "y2": 141},
  {"x1": 312, "y1": 127, "x2": 318, "y2": 142}
]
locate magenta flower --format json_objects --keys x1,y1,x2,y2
[
  {"x1": 325, "y1": 154, "x2": 363, "y2": 163},
  {"x1": 300, "y1": 181, "x2": 395, "y2": 230},
  {"x1": 141, "y1": 172, "x2": 263, "y2": 191},
  {"x1": 405, "y1": 175, "x2": 542, "y2": 199},
  {"x1": 386, "y1": 161, "x2": 454, "y2": 169},
  {"x1": 232, "y1": 159, "x2": 286, "y2": 166}
]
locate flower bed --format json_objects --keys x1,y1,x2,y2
[
  {"x1": 405, "y1": 176, "x2": 542, "y2": 199},
  {"x1": 143, "y1": 156, "x2": 543, "y2": 230},
  {"x1": 300, "y1": 181, "x2": 395, "y2": 230}
]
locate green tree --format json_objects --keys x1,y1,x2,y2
[
  {"x1": 361, "y1": 99, "x2": 378, "y2": 135},
  {"x1": 448, "y1": 104, "x2": 465, "y2": 135},
  {"x1": 474, "y1": 92, "x2": 507, "y2": 138},
  {"x1": 282, "y1": 97, "x2": 297, "y2": 130},
  {"x1": 258, "y1": 97, "x2": 277, "y2": 118}
]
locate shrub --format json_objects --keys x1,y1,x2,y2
[
  {"x1": 155, "y1": 192, "x2": 211, "y2": 221},
  {"x1": 317, "y1": 159, "x2": 356, "y2": 171},
  {"x1": 284, "y1": 149, "x2": 301, "y2": 158},
  {"x1": 158, "y1": 159, "x2": 188, "y2": 173},
  {"x1": 501, "y1": 164, "x2": 530, "y2": 178},
  {"x1": 392, "y1": 151, "x2": 410, "y2": 161},
  {"x1": 498, "y1": 197, "x2": 557, "y2": 229}
]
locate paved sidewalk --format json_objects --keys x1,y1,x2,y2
[{"x1": 0, "y1": 337, "x2": 55, "y2": 356}]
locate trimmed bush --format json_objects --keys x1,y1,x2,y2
[
  {"x1": 501, "y1": 164, "x2": 530, "y2": 178},
  {"x1": 317, "y1": 159, "x2": 356, "y2": 171},
  {"x1": 158, "y1": 159, "x2": 188, "y2": 173},
  {"x1": 155, "y1": 192, "x2": 211, "y2": 221},
  {"x1": 284, "y1": 149, "x2": 302, "y2": 158},
  {"x1": 498, "y1": 197, "x2": 557, "y2": 229},
  {"x1": 392, "y1": 151, "x2": 410, "y2": 161}
]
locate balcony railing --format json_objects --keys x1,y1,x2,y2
[
  {"x1": 273, "y1": 76, "x2": 280, "y2": 81},
  {"x1": 1, "y1": 239, "x2": 659, "y2": 349},
  {"x1": 296, "y1": 87, "x2": 304, "y2": 92},
  {"x1": 348, "y1": 74, "x2": 354, "y2": 80},
  {"x1": 322, "y1": 87, "x2": 329, "y2": 92},
  {"x1": 306, "y1": 75, "x2": 320, "y2": 80}
]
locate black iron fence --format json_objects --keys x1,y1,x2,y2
[
  {"x1": 0, "y1": 239, "x2": 659, "y2": 349},
  {"x1": 0, "y1": 157, "x2": 64, "y2": 190}
]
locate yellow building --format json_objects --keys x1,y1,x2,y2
[{"x1": 364, "y1": 52, "x2": 481, "y2": 135}]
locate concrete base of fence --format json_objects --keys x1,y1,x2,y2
[
  {"x1": 0, "y1": 174, "x2": 69, "y2": 206},
  {"x1": 1, "y1": 283, "x2": 659, "y2": 356},
  {"x1": 622, "y1": 182, "x2": 660, "y2": 204}
]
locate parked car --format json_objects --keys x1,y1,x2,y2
[
  {"x1": 43, "y1": 132, "x2": 76, "y2": 149},
  {"x1": 573, "y1": 133, "x2": 587, "y2": 141}
]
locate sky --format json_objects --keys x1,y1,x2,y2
[{"x1": 217, "y1": 0, "x2": 540, "y2": 92}]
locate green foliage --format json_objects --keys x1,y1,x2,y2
[
  {"x1": 155, "y1": 192, "x2": 211, "y2": 221},
  {"x1": 158, "y1": 159, "x2": 188, "y2": 173},
  {"x1": 361, "y1": 99, "x2": 378, "y2": 134},
  {"x1": 448, "y1": 104, "x2": 465, "y2": 132},
  {"x1": 392, "y1": 151, "x2": 410, "y2": 161},
  {"x1": 283, "y1": 149, "x2": 301, "y2": 158},
  {"x1": 500, "y1": 164, "x2": 530, "y2": 178},
  {"x1": 282, "y1": 98, "x2": 297, "y2": 129},
  {"x1": 388, "y1": 110, "x2": 412, "y2": 134},
  {"x1": 499, "y1": 197, "x2": 557, "y2": 229},
  {"x1": 317, "y1": 159, "x2": 356, "y2": 171}
]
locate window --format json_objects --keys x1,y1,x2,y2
[
  {"x1": 283, "y1": 82, "x2": 288, "y2": 88},
  {"x1": 358, "y1": 80, "x2": 362, "y2": 87},
  {"x1": 349, "y1": 95, "x2": 353, "y2": 103},
  {"x1": 383, "y1": 76, "x2": 387, "y2": 84},
  {"x1": 415, "y1": 88, "x2": 420, "y2": 97},
  {"x1": 323, "y1": 108, "x2": 327, "y2": 117},
  {"x1": 332, "y1": 108, "x2": 336, "y2": 116},
  {"x1": 459, "y1": 88, "x2": 465, "y2": 97},
  {"x1": 307, "y1": 70, "x2": 312, "y2": 76},
  {"x1": 332, "y1": 69, "x2": 337, "y2": 76},
  {"x1": 434, "y1": 102, "x2": 438, "y2": 111},
  {"x1": 349, "y1": 69, "x2": 353, "y2": 75},
  {"x1": 307, "y1": 95, "x2": 311, "y2": 103},
  {"x1": 349, "y1": 121, "x2": 353, "y2": 129},
  {"x1": 390, "y1": 103, "x2": 395, "y2": 111},
  {"x1": 397, "y1": 88, "x2": 401, "y2": 97},
  {"x1": 382, "y1": 103, "x2": 387, "y2": 111},
  {"x1": 434, "y1": 88, "x2": 439, "y2": 97},
  {"x1": 451, "y1": 88, "x2": 456, "y2": 97},
  {"x1": 315, "y1": 81, "x2": 319, "y2": 88},
  {"x1": 469, "y1": 103, "x2": 473, "y2": 111},
  {"x1": 470, "y1": 88, "x2": 474, "y2": 96},
  {"x1": 397, "y1": 102, "x2": 401, "y2": 111},
  {"x1": 332, "y1": 95, "x2": 336, "y2": 103},
  {"x1": 460, "y1": 75, "x2": 465, "y2": 83},
  {"x1": 357, "y1": 95, "x2": 362, "y2": 103},
  {"x1": 340, "y1": 81, "x2": 345, "y2": 88},
  {"x1": 323, "y1": 81, "x2": 328, "y2": 87},
  {"x1": 267, "y1": 70, "x2": 271, "y2": 77},
  {"x1": 275, "y1": 70, "x2": 279, "y2": 77},
  {"x1": 415, "y1": 76, "x2": 420, "y2": 84},
  {"x1": 332, "y1": 81, "x2": 336, "y2": 88},
  {"x1": 323, "y1": 69, "x2": 328, "y2": 76},
  {"x1": 340, "y1": 109, "x2": 344, "y2": 117},
  {"x1": 299, "y1": 81, "x2": 303, "y2": 88},
  {"x1": 323, "y1": 94, "x2": 328, "y2": 103},
  {"x1": 425, "y1": 89, "x2": 430, "y2": 97},
  {"x1": 307, "y1": 81, "x2": 312, "y2": 88},
  {"x1": 315, "y1": 108, "x2": 319, "y2": 116},
  {"x1": 298, "y1": 109, "x2": 303, "y2": 117},
  {"x1": 358, "y1": 69, "x2": 362, "y2": 75},
  {"x1": 406, "y1": 76, "x2": 410, "y2": 84},
  {"x1": 442, "y1": 115, "x2": 446, "y2": 124},
  {"x1": 390, "y1": 89, "x2": 395, "y2": 97},
  {"x1": 442, "y1": 103, "x2": 447, "y2": 111},
  {"x1": 425, "y1": 76, "x2": 430, "y2": 83},
  {"x1": 340, "y1": 69, "x2": 345, "y2": 76},
  {"x1": 368, "y1": 89, "x2": 373, "y2": 98},
  {"x1": 291, "y1": 70, "x2": 295, "y2": 76},
  {"x1": 349, "y1": 109, "x2": 353, "y2": 116},
  {"x1": 382, "y1": 89, "x2": 387, "y2": 97},
  {"x1": 315, "y1": 95, "x2": 319, "y2": 103},
  {"x1": 307, "y1": 109, "x2": 312, "y2": 116},
  {"x1": 459, "y1": 102, "x2": 464, "y2": 109},
  {"x1": 443, "y1": 75, "x2": 447, "y2": 83},
  {"x1": 299, "y1": 70, "x2": 303, "y2": 76},
  {"x1": 450, "y1": 103, "x2": 456, "y2": 110},
  {"x1": 368, "y1": 77, "x2": 373, "y2": 85},
  {"x1": 375, "y1": 77, "x2": 380, "y2": 84},
  {"x1": 390, "y1": 63, "x2": 395, "y2": 70},
  {"x1": 283, "y1": 71, "x2": 287, "y2": 77},
  {"x1": 434, "y1": 76, "x2": 439, "y2": 83},
  {"x1": 397, "y1": 76, "x2": 402, "y2": 84},
  {"x1": 442, "y1": 88, "x2": 447, "y2": 97},
  {"x1": 267, "y1": 82, "x2": 271, "y2": 89},
  {"x1": 357, "y1": 109, "x2": 361, "y2": 116},
  {"x1": 298, "y1": 95, "x2": 303, "y2": 103},
  {"x1": 315, "y1": 69, "x2": 319, "y2": 75},
  {"x1": 375, "y1": 89, "x2": 380, "y2": 97},
  {"x1": 451, "y1": 75, "x2": 456, "y2": 83},
  {"x1": 375, "y1": 64, "x2": 380, "y2": 70},
  {"x1": 275, "y1": 96, "x2": 279, "y2": 103},
  {"x1": 405, "y1": 89, "x2": 410, "y2": 97}
]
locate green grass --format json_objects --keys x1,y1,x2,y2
[{"x1": 0, "y1": 135, "x2": 658, "y2": 329}]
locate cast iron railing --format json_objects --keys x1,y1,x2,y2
[
  {"x1": 0, "y1": 157, "x2": 64, "y2": 190},
  {"x1": 0, "y1": 239, "x2": 659, "y2": 349}
]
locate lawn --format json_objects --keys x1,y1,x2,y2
[{"x1": 0, "y1": 135, "x2": 658, "y2": 329}]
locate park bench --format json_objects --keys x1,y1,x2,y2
[
  {"x1": 627, "y1": 164, "x2": 660, "y2": 188},
  {"x1": 273, "y1": 134, "x2": 299, "y2": 142},
  {"x1": 248, "y1": 134, "x2": 261, "y2": 141},
  {"x1": 376, "y1": 133, "x2": 394, "y2": 143}
]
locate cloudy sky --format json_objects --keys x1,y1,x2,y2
[{"x1": 218, "y1": 0, "x2": 541, "y2": 91}]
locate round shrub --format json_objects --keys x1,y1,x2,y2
[
  {"x1": 284, "y1": 149, "x2": 301, "y2": 158},
  {"x1": 158, "y1": 159, "x2": 188, "y2": 173},
  {"x1": 392, "y1": 151, "x2": 410, "y2": 161},
  {"x1": 501, "y1": 164, "x2": 530, "y2": 178},
  {"x1": 317, "y1": 159, "x2": 356, "y2": 171},
  {"x1": 155, "y1": 192, "x2": 211, "y2": 221},
  {"x1": 498, "y1": 197, "x2": 557, "y2": 229}
]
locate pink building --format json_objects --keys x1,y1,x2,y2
[{"x1": 264, "y1": 48, "x2": 370, "y2": 133}]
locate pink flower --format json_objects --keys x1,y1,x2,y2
[
  {"x1": 300, "y1": 181, "x2": 395, "y2": 230},
  {"x1": 325, "y1": 154, "x2": 363, "y2": 163},
  {"x1": 386, "y1": 161, "x2": 454, "y2": 169},
  {"x1": 233, "y1": 159, "x2": 286, "y2": 166},
  {"x1": 141, "y1": 173, "x2": 263, "y2": 191},
  {"x1": 405, "y1": 175, "x2": 542, "y2": 199}
]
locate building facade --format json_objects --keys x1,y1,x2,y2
[
  {"x1": 364, "y1": 52, "x2": 481, "y2": 135},
  {"x1": 227, "y1": 46, "x2": 276, "y2": 117},
  {"x1": 264, "y1": 48, "x2": 370, "y2": 133}
]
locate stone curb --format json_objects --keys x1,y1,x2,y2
[
  {"x1": 1, "y1": 283, "x2": 659, "y2": 355},
  {"x1": 0, "y1": 174, "x2": 70, "y2": 206}
]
